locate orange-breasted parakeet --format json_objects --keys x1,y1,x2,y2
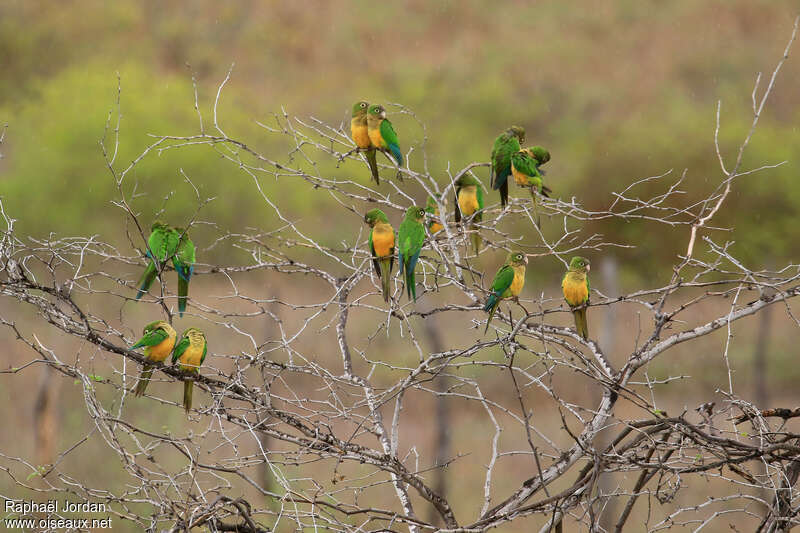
[
  {"x1": 173, "y1": 228, "x2": 195, "y2": 317},
  {"x1": 136, "y1": 221, "x2": 180, "y2": 301},
  {"x1": 397, "y1": 206, "x2": 426, "y2": 302},
  {"x1": 511, "y1": 146, "x2": 552, "y2": 225},
  {"x1": 351, "y1": 101, "x2": 380, "y2": 184},
  {"x1": 454, "y1": 174, "x2": 484, "y2": 254},
  {"x1": 365, "y1": 209, "x2": 395, "y2": 302},
  {"x1": 367, "y1": 104, "x2": 403, "y2": 170},
  {"x1": 562, "y1": 256, "x2": 590, "y2": 340},
  {"x1": 426, "y1": 195, "x2": 444, "y2": 235},
  {"x1": 171, "y1": 327, "x2": 207, "y2": 413},
  {"x1": 131, "y1": 320, "x2": 177, "y2": 397},
  {"x1": 484, "y1": 251, "x2": 528, "y2": 334},
  {"x1": 491, "y1": 126, "x2": 525, "y2": 208}
]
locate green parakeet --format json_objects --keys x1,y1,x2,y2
[
  {"x1": 136, "y1": 221, "x2": 180, "y2": 301},
  {"x1": 511, "y1": 146, "x2": 552, "y2": 226},
  {"x1": 171, "y1": 327, "x2": 207, "y2": 413},
  {"x1": 454, "y1": 174, "x2": 484, "y2": 254},
  {"x1": 364, "y1": 209, "x2": 395, "y2": 302},
  {"x1": 491, "y1": 126, "x2": 525, "y2": 208},
  {"x1": 367, "y1": 104, "x2": 403, "y2": 179},
  {"x1": 172, "y1": 228, "x2": 195, "y2": 317},
  {"x1": 562, "y1": 256, "x2": 591, "y2": 340},
  {"x1": 131, "y1": 320, "x2": 177, "y2": 397},
  {"x1": 484, "y1": 251, "x2": 528, "y2": 334},
  {"x1": 351, "y1": 101, "x2": 380, "y2": 184},
  {"x1": 397, "y1": 206, "x2": 426, "y2": 302}
]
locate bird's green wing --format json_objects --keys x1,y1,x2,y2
[
  {"x1": 511, "y1": 151, "x2": 541, "y2": 178},
  {"x1": 171, "y1": 335, "x2": 190, "y2": 364},
  {"x1": 490, "y1": 265, "x2": 515, "y2": 296},
  {"x1": 200, "y1": 342, "x2": 207, "y2": 366},
  {"x1": 454, "y1": 185, "x2": 462, "y2": 223},
  {"x1": 368, "y1": 230, "x2": 381, "y2": 278},
  {"x1": 148, "y1": 228, "x2": 170, "y2": 262},
  {"x1": 476, "y1": 184, "x2": 484, "y2": 213},
  {"x1": 380, "y1": 119, "x2": 399, "y2": 147},
  {"x1": 131, "y1": 328, "x2": 169, "y2": 349}
]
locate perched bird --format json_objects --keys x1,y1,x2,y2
[
  {"x1": 351, "y1": 101, "x2": 380, "y2": 184},
  {"x1": 397, "y1": 206, "x2": 426, "y2": 302},
  {"x1": 426, "y1": 195, "x2": 444, "y2": 235},
  {"x1": 454, "y1": 174, "x2": 484, "y2": 254},
  {"x1": 511, "y1": 147, "x2": 552, "y2": 225},
  {"x1": 562, "y1": 256, "x2": 591, "y2": 340},
  {"x1": 491, "y1": 126, "x2": 525, "y2": 208},
  {"x1": 484, "y1": 251, "x2": 528, "y2": 334},
  {"x1": 367, "y1": 104, "x2": 403, "y2": 177},
  {"x1": 172, "y1": 228, "x2": 195, "y2": 317},
  {"x1": 171, "y1": 327, "x2": 207, "y2": 413},
  {"x1": 130, "y1": 320, "x2": 177, "y2": 397},
  {"x1": 136, "y1": 221, "x2": 180, "y2": 301},
  {"x1": 364, "y1": 209, "x2": 395, "y2": 302}
]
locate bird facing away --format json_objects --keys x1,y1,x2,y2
[
  {"x1": 484, "y1": 251, "x2": 528, "y2": 334},
  {"x1": 511, "y1": 147, "x2": 552, "y2": 225},
  {"x1": 426, "y1": 195, "x2": 444, "y2": 235},
  {"x1": 136, "y1": 221, "x2": 180, "y2": 301},
  {"x1": 365, "y1": 209, "x2": 395, "y2": 303},
  {"x1": 172, "y1": 228, "x2": 195, "y2": 317},
  {"x1": 171, "y1": 327, "x2": 207, "y2": 413},
  {"x1": 454, "y1": 174, "x2": 484, "y2": 254},
  {"x1": 491, "y1": 126, "x2": 525, "y2": 208},
  {"x1": 131, "y1": 320, "x2": 177, "y2": 397},
  {"x1": 351, "y1": 101, "x2": 380, "y2": 184},
  {"x1": 397, "y1": 206, "x2": 426, "y2": 302},
  {"x1": 367, "y1": 104, "x2": 403, "y2": 169},
  {"x1": 562, "y1": 256, "x2": 591, "y2": 340}
]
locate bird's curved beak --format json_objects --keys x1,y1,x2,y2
[
  {"x1": 586, "y1": 263, "x2": 591, "y2": 272},
  {"x1": 380, "y1": 110, "x2": 387, "y2": 119}
]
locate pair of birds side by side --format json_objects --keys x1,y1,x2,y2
[
  {"x1": 130, "y1": 322, "x2": 207, "y2": 412},
  {"x1": 364, "y1": 206, "x2": 426, "y2": 303},
  {"x1": 135, "y1": 221, "x2": 195, "y2": 317},
  {"x1": 484, "y1": 254, "x2": 591, "y2": 340},
  {"x1": 351, "y1": 101, "x2": 403, "y2": 185}
]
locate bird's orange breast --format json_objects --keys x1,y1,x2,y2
[
  {"x1": 562, "y1": 274, "x2": 589, "y2": 306},
  {"x1": 510, "y1": 265, "x2": 526, "y2": 297},
  {"x1": 179, "y1": 341, "x2": 205, "y2": 372},
  {"x1": 511, "y1": 164, "x2": 529, "y2": 187},
  {"x1": 458, "y1": 186, "x2": 480, "y2": 216},
  {"x1": 351, "y1": 119, "x2": 371, "y2": 149},
  {"x1": 145, "y1": 336, "x2": 175, "y2": 363},
  {"x1": 368, "y1": 124, "x2": 386, "y2": 149},
  {"x1": 372, "y1": 223, "x2": 395, "y2": 258}
]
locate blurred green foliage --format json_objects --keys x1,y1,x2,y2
[{"x1": 1, "y1": 0, "x2": 798, "y2": 283}]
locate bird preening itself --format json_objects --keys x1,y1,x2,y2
[
  {"x1": 136, "y1": 221, "x2": 180, "y2": 301},
  {"x1": 491, "y1": 126, "x2": 525, "y2": 208},
  {"x1": 172, "y1": 327, "x2": 207, "y2": 413},
  {"x1": 173, "y1": 228, "x2": 195, "y2": 318},
  {"x1": 351, "y1": 101, "x2": 380, "y2": 184},
  {"x1": 364, "y1": 209, "x2": 395, "y2": 303},
  {"x1": 130, "y1": 320, "x2": 177, "y2": 397},
  {"x1": 562, "y1": 256, "x2": 591, "y2": 340},
  {"x1": 484, "y1": 251, "x2": 528, "y2": 334},
  {"x1": 397, "y1": 206, "x2": 426, "y2": 302},
  {"x1": 511, "y1": 146, "x2": 552, "y2": 226}
]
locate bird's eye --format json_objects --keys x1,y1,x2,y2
[{"x1": 361, "y1": 103, "x2": 366, "y2": 107}]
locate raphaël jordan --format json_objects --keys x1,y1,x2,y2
[{"x1": 5, "y1": 499, "x2": 107, "y2": 514}]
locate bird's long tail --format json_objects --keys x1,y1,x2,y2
[
  {"x1": 389, "y1": 143, "x2": 403, "y2": 166},
  {"x1": 380, "y1": 257, "x2": 392, "y2": 302},
  {"x1": 134, "y1": 364, "x2": 153, "y2": 397},
  {"x1": 183, "y1": 379, "x2": 193, "y2": 413},
  {"x1": 136, "y1": 261, "x2": 157, "y2": 300},
  {"x1": 484, "y1": 299, "x2": 499, "y2": 334},
  {"x1": 529, "y1": 186, "x2": 541, "y2": 228},
  {"x1": 500, "y1": 180, "x2": 508, "y2": 208},
  {"x1": 470, "y1": 223, "x2": 482, "y2": 255},
  {"x1": 178, "y1": 276, "x2": 189, "y2": 317},
  {"x1": 366, "y1": 148, "x2": 380, "y2": 185},
  {"x1": 573, "y1": 307, "x2": 589, "y2": 340},
  {"x1": 406, "y1": 264, "x2": 416, "y2": 302}
]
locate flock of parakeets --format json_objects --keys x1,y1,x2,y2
[
  {"x1": 127, "y1": 101, "x2": 592, "y2": 414},
  {"x1": 354, "y1": 101, "x2": 592, "y2": 340}
]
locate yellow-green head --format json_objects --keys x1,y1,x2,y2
[
  {"x1": 364, "y1": 209, "x2": 389, "y2": 227},
  {"x1": 352, "y1": 100, "x2": 369, "y2": 118},
  {"x1": 508, "y1": 251, "x2": 528, "y2": 267},
  {"x1": 568, "y1": 256, "x2": 590, "y2": 273}
]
